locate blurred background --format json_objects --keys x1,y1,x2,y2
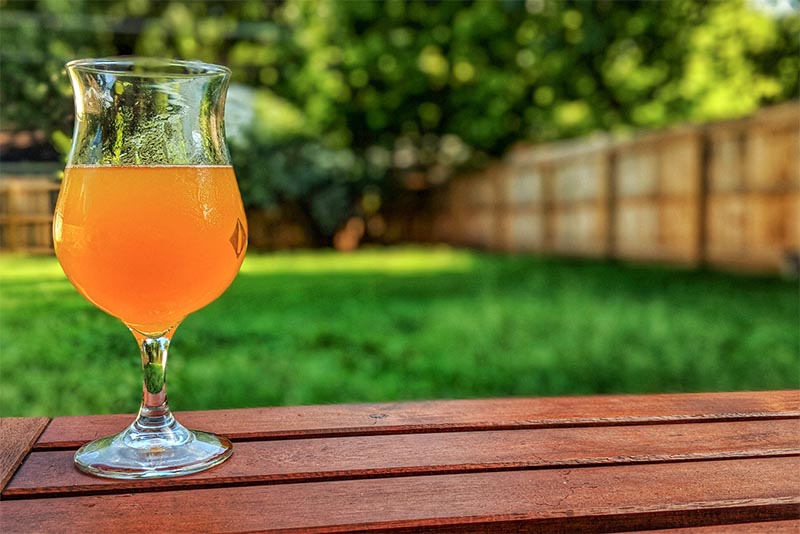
[{"x1": 0, "y1": 0, "x2": 798, "y2": 417}]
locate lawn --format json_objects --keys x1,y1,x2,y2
[{"x1": 0, "y1": 247, "x2": 797, "y2": 417}]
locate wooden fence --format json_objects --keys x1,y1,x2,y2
[
  {"x1": 0, "y1": 175, "x2": 60, "y2": 254},
  {"x1": 413, "y1": 102, "x2": 799, "y2": 274},
  {"x1": 1, "y1": 103, "x2": 797, "y2": 273}
]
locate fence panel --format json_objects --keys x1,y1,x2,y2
[
  {"x1": 0, "y1": 177, "x2": 61, "y2": 253},
  {"x1": 498, "y1": 151, "x2": 547, "y2": 252},
  {"x1": 410, "y1": 103, "x2": 797, "y2": 274},
  {"x1": 500, "y1": 137, "x2": 611, "y2": 256},
  {"x1": 614, "y1": 129, "x2": 702, "y2": 265},
  {"x1": 706, "y1": 103, "x2": 800, "y2": 271},
  {"x1": 549, "y1": 140, "x2": 610, "y2": 257}
]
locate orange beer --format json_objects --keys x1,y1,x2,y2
[{"x1": 54, "y1": 165, "x2": 247, "y2": 334}]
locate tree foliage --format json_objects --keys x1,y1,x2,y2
[{"x1": 1, "y1": 0, "x2": 797, "y2": 243}]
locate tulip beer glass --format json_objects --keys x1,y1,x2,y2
[{"x1": 54, "y1": 58, "x2": 247, "y2": 478}]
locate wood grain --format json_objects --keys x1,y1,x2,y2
[
  {"x1": 636, "y1": 520, "x2": 800, "y2": 533},
  {"x1": 6, "y1": 419, "x2": 798, "y2": 499},
  {"x1": 0, "y1": 417, "x2": 48, "y2": 497},
  {"x1": 35, "y1": 390, "x2": 800, "y2": 449},
  {"x1": 1, "y1": 457, "x2": 797, "y2": 533}
]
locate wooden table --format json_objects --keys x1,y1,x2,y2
[{"x1": 1, "y1": 391, "x2": 798, "y2": 532}]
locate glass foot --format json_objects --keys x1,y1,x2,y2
[{"x1": 74, "y1": 421, "x2": 232, "y2": 479}]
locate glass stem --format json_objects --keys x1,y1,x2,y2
[
  {"x1": 131, "y1": 329, "x2": 180, "y2": 438},
  {"x1": 73, "y1": 324, "x2": 232, "y2": 477}
]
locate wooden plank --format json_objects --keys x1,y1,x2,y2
[
  {"x1": 617, "y1": 145, "x2": 659, "y2": 197},
  {"x1": 708, "y1": 126, "x2": 746, "y2": 193},
  {"x1": 706, "y1": 192, "x2": 799, "y2": 271},
  {"x1": 658, "y1": 134, "x2": 701, "y2": 197},
  {"x1": 501, "y1": 163, "x2": 545, "y2": 207},
  {"x1": 551, "y1": 152, "x2": 607, "y2": 202},
  {"x1": 616, "y1": 199, "x2": 659, "y2": 257},
  {"x1": 1, "y1": 457, "x2": 797, "y2": 533},
  {"x1": 614, "y1": 195, "x2": 701, "y2": 264},
  {"x1": 36, "y1": 391, "x2": 800, "y2": 449},
  {"x1": 660, "y1": 197, "x2": 701, "y2": 264},
  {"x1": 7, "y1": 419, "x2": 798, "y2": 499},
  {"x1": 551, "y1": 204, "x2": 609, "y2": 256},
  {"x1": 0, "y1": 417, "x2": 48, "y2": 497},
  {"x1": 504, "y1": 209, "x2": 547, "y2": 251},
  {"x1": 745, "y1": 123, "x2": 799, "y2": 193}
]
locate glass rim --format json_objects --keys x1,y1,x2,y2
[{"x1": 66, "y1": 56, "x2": 231, "y2": 78}]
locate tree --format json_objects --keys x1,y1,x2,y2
[{"x1": 1, "y1": 0, "x2": 797, "y2": 244}]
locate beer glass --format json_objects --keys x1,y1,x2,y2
[{"x1": 54, "y1": 57, "x2": 247, "y2": 478}]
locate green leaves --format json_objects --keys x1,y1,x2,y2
[
  {"x1": 3, "y1": 0, "x2": 797, "y2": 239},
  {"x1": 144, "y1": 362, "x2": 165, "y2": 395}
]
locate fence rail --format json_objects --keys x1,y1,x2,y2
[{"x1": 410, "y1": 102, "x2": 799, "y2": 274}]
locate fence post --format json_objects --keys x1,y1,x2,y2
[
  {"x1": 697, "y1": 127, "x2": 712, "y2": 268},
  {"x1": 541, "y1": 161, "x2": 555, "y2": 253},
  {"x1": 606, "y1": 144, "x2": 617, "y2": 260}
]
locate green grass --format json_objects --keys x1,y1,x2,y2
[{"x1": 1, "y1": 247, "x2": 797, "y2": 417}]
